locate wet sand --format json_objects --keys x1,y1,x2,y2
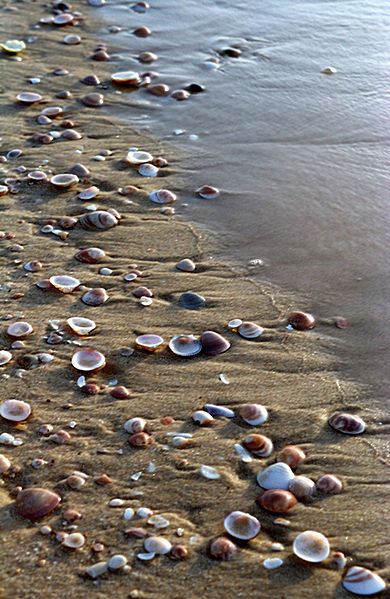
[{"x1": 0, "y1": 1, "x2": 389, "y2": 598}]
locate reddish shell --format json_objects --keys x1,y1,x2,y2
[
  {"x1": 200, "y1": 331, "x2": 230, "y2": 356},
  {"x1": 257, "y1": 489, "x2": 297, "y2": 514},
  {"x1": 328, "y1": 412, "x2": 366, "y2": 435},
  {"x1": 316, "y1": 474, "x2": 343, "y2": 494},
  {"x1": 170, "y1": 544, "x2": 189, "y2": 560},
  {"x1": 110, "y1": 386, "x2": 130, "y2": 399},
  {"x1": 81, "y1": 383, "x2": 100, "y2": 395},
  {"x1": 133, "y1": 26, "x2": 151, "y2": 37},
  {"x1": 132, "y1": 286, "x2": 153, "y2": 298},
  {"x1": 128, "y1": 432, "x2": 152, "y2": 447},
  {"x1": 242, "y1": 434, "x2": 273, "y2": 457},
  {"x1": 287, "y1": 311, "x2": 316, "y2": 331},
  {"x1": 209, "y1": 537, "x2": 237, "y2": 561},
  {"x1": 75, "y1": 247, "x2": 106, "y2": 264},
  {"x1": 15, "y1": 488, "x2": 61, "y2": 520},
  {"x1": 277, "y1": 445, "x2": 306, "y2": 469},
  {"x1": 81, "y1": 288, "x2": 109, "y2": 306}
]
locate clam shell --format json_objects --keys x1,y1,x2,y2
[
  {"x1": 79, "y1": 211, "x2": 118, "y2": 231},
  {"x1": 287, "y1": 311, "x2": 316, "y2": 331},
  {"x1": 7, "y1": 321, "x2": 33, "y2": 338},
  {"x1": 128, "y1": 432, "x2": 152, "y2": 447},
  {"x1": 124, "y1": 417, "x2": 146, "y2": 434},
  {"x1": 78, "y1": 186, "x2": 100, "y2": 200},
  {"x1": 50, "y1": 173, "x2": 79, "y2": 188},
  {"x1": 0, "y1": 399, "x2": 31, "y2": 422},
  {"x1": 132, "y1": 286, "x2": 153, "y2": 298},
  {"x1": 328, "y1": 412, "x2": 366, "y2": 435},
  {"x1": 209, "y1": 537, "x2": 237, "y2": 560},
  {"x1": 81, "y1": 92, "x2": 104, "y2": 107},
  {"x1": 257, "y1": 489, "x2": 297, "y2": 514},
  {"x1": 227, "y1": 319, "x2": 243, "y2": 331},
  {"x1": 75, "y1": 247, "x2": 106, "y2": 263},
  {"x1": 111, "y1": 71, "x2": 142, "y2": 86},
  {"x1": 67, "y1": 316, "x2": 96, "y2": 335},
  {"x1": 224, "y1": 511, "x2": 260, "y2": 540},
  {"x1": 27, "y1": 170, "x2": 47, "y2": 181},
  {"x1": 169, "y1": 335, "x2": 202, "y2": 357},
  {"x1": 63, "y1": 532, "x2": 85, "y2": 548},
  {"x1": 144, "y1": 536, "x2": 172, "y2": 555},
  {"x1": 277, "y1": 445, "x2": 306, "y2": 469},
  {"x1": 53, "y1": 13, "x2": 74, "y2": 25},
  {"x1": 0, "y1": 454, "x2": 11, "y2": 473},
  {"x1": 147, "y1": 83, "x2": 170, "y2": 96},
  {"x1": 179, "y1": 292, "x2": 206, "y2": 310},
  {"x1": 81, "y1": 288, "x2": 109, "y2": 306},
  {"x1": 292, "y1": 530, "x2": 330, "y2": 563},
  {"x1": 203, "y1": 404, "x2": 235, "y2": 418},
  {"x1": 138, "y1": 163, "x2": 159, "y2": 177},
  {"x1": 242, "y1": 433, "x2": 273, "y2": 457},
  {"x1": 148, "y1": 189, "x2": 176, "y2": 204},
  {"x1": 192, "y1": 410, "x2": 214, "y2": 426},
  {"x1": 16, "y1": 92, "x2": 43, "y2": 104},
  {"x1": 196, "y1": 185, "x2": 220, "y2": 200},
  {"x1": 176, "y1": 258, "x2": 196, "y2": 272},
  {"x1": 23, "y1": 260, "x2": 43, "y2": 272},
  {"x1": 0, "y1": 185, "x2": 9, "y2": 196},
  {"x1": 238, "y1": 321, "x2": 264, "y2": 339},
  {"x1": 288, "y1": 475, "x2": 315, "y2": 499},
  {"x1": 0, "y1": 350, "x2": 12, "y2": 366},
  {"x1": 126, "y1": 150, "x2": 153, "y2": 164},
  {"x1": 135, "y1": 334, "x2": 164, "y2": 351},
  {"x1": 200, "y1": 331, "x2": 230, "y2": 356},
  {"x1": 239, "y1": 403, "x2": 268, "y2": 426},
  {"x1": 71, "y1": 348, "x2": 106, "y2": 371},
  {"x1": 315, "y1": 474, "x2": 343, "y2": 494},
  {"x1": 342, "y1": 566, "x2": 386, "y2": 596},
  {"x1": 49, "y1": 275, "x2": 80, "y2": 293},
  {"x1": 1, "y1": 40, "x2": 26, "y2": 53},
  {"x1": 41, "y1": 106, "x2": 63, "y2": 117},
  {"x1": 15, "y1": 488, "x2": 61, "y2": 520},
  {"x1": 256, "y1": 462, "x2": 295, "y2": 490}
]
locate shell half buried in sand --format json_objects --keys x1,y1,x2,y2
[{"x1": 111, "y1": 71, "x2": 141, "y2": 86}]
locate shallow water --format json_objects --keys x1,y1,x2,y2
[{"x1": 105, "y1": 0, "x2": 390, "y2": 400}]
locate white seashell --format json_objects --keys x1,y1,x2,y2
[
  {"x1": 171, "y1": 436, "x2": 192, "y2": 448},
  {"x1": 109, "y1": 498, "x2": 125, "y2": 507},
  {"x1": 293, "y1": 530, "x2": 330, "y2": 563},
  {"x1": 50, "y1": 173, "x2": 79, "y2": 188},
  {"x1": 218, "y1": 373, "x2": 230, "y2": 384},
  {"x1": 0, "y1": 432, "x2": 21, "y2": 446},
  {"x1": 234, "y1": 443, "x2": 253, "y2": 463},
  {"x1": 111, "y1": 71, "x2": 141, "y2": 86},
  {"x1": 0, "y1": 399, "x2": 31, "y2": 422},
  {"x1": 107, "y1": 555, "x2": 128, "y2": 571},
  {"x1": 224, "y1": 511, "x2": 261, "y2": 540},
  {"x1": 321, "y1": 66, "x2": 337, "y2": 75},
  {"x1": 263, "y1": 557, "x2": 284, "y2": 570},
  {"x1": 135, "y1": 334, "x2": 164, "y2": 351},
  {"x1": 149, "y1": 189, "x2": 177, "y2": 204},
  {"x1": 199, "y1": 465, "x2": 221, "y2": 480},
  {"x1": 239, "y1": 403, "x2": 268, "y2": 426},
  {"x1": 176, "y1": 258, "x2": 196, "y2": 272},
  {"x1": 256, "y1": 463, "x2": 295, "y2": 490},
  {"x1": 50, "y1": 275, "x2": 80, "y2": 293},
  {"x1": 139, "y1": 296, "x2": 153, "y2": 306},
  {"x1": 78, "y1": 186, "x2": 100, "y2": 200},
  {"x1": 0, "y1": 350, "x2": 12, "y2": 366},
  {"x1": 288, "y1": 475, "x2": 315, "y2": 499},
  {"x1": 227, "y1": 318, "x2": 243, "y2": 331},
  {"x1": 7, "y1": 321, "x2": 33, "y2": 338},
  {"x1": 144, "y1": 536, "x2": 172, "y2": 555},
  {"x1": 169, "y1": 334, "x2": 202, "y2": 357},
  {"x1": 63, "y1": 532, "x2": 85, "y2": 548},
  {"x1": 342, "y1": 566, "x2": 386, "y2": 596},
  {"x1": 124, "y1": 417, "x2": 146, "y2": 434},
  {"x1": 126, "y1": 150, "x2": 153, "y2": 164},
  {"x1": 192, "y1": 410, "x2": 214, "y2": 426},
  {"x1": 79, "y1": 211, "x2": 118, "y2": 231},
  {"x1": 123, "y1": 507, "x2": 135, "y2": 520},
  {"x1": 71, "y1": 348, "x2": 106, "y2": 371},
  {"x1": 137, "y1": 507, "x2": 153, "y2": 518},
  {"x1": 67, "y1": 317, "x2": 96, "y2": 335},
  {"x1": 138, "y1": 163, "x2": 159, "y2": 177},
  {"x1": 0, "y1": 454, "x2": 11, "y2": 473},
  {"x1": 147, "y1": 515, "x2": 170, "y2": 529}
]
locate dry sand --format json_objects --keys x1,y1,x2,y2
[{"x1": 0, "y1": 1, "x2": 389, "y2": 598}]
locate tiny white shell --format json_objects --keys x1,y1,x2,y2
[
  {"x1": 293, "y1": 530, "x2": 330, "y2": 563},
  {"x1": 126, "y1": 150, "x2": 153, "y2": 164},
  {"x1": 256, "y1": 463, "x2": 295, "y2": 490},
  {"x1": 342, "y1": 566, "x2": 386, "y2": 596}
]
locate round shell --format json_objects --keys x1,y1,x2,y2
[
  {"x1": 138, "y1": 163, "x2": 159, "y2": 177},
  {"x1": 342, "y1": 566, "x2": 386, "y2": 596},
  {"x1": 227, "y1": 319, "x2": 243, "y2": 331},
  {"x1": 223, "y1": 511, "x2": 260, "y2": 540},
  {"x1": 328, "y1": 412, "x2": 366, "y2": 435},
  {"x1": 50, "y1": 275, "x2": 80, "y2": 293},
  {"x1": 79, "y1": 211, "x2": 118, "y2": 231},
  {"x1": 196, "y1": 185, "x2": 220, "y2": 200},
  {"x1": 292, "y1": 530, "x2": 330, "y2": 563},
  {"x1": 15, "y1": 488, "x2": 61, "y2": 520},
  {"x1": 71, "y1": 348, "x2": 106, "y2": 372},
  {"x1": 288, "y1": 475, "x2": 315, "y2": 499},
  {"x1": 126, "y1": 150, "x2": 153, "y2": 164},
  {"x1": 7, "y1": 321, "x2": 33, "y2": 338},
  {"x1": 78, "y1": 186, "x2": 100, "y2": 200},
  {"x1": 63, "y1": 532, "x2": 85, "y2": 548},
  {"x1": 200, "y1": 331, "x2": 230, "y2": 356},
  {"x1": 111, "y1": 71, "x2": 141, "y2": 86},
  {"x1": 81, "y1": 288, "x2": 109, "y2": 306},
  {"x1": 238, "y1": 321, "x2": 264, "y2": 339},
  {"x1": 144, "y1": 536, "x2": 172, "y2": 555},
  {"x1": 176, "y1": 258, "x2": 196, "y2": 272},
  {"x1": 67, "y1": 317, "x2": 96, "y2": 335},
  {"x1": 277, "y1": 445, "x2": 306, "y2": 469},
  {"x1": 148, "y1": 189, "x2": 176, "y2": 204},
  {"x1": 257, "y1": 489, "x2": 297, "y2": 514},
  {"x1": 256, "y1": 462, "x2": 295, "y2": 490},
  {"x1": 75, "y1": 247, "x2": 106, "y2": 264},
  {"x1": 315, "y1": 474, "x2": 343, "y2": 495},
  {"x1": 242, "y1": 434, "x2": 273, "y2": 457},
  {"x1": 169, "y1": 335, "x2": 202, "y2": 357},
  {"x1": 209, "y1": 537, "x2": 237, "y2": 561},
  {"x1": 239, "y1": 403, "x2": 268, "y2": 426},
  {"x1": 124, "y1": 417, "x2": 146, "y2": 434},
  {"x1": 0, "y1": 350, "x2": 12, "y2": 366},
  {"x1": 179, "y1": 292, "x2": 206, "y2": 310},
  {"x1": 16, "y1": 92, "x2": 43, "y2": 104},
  {"x1": 50, "y1": 173, "x2": 79, "y2": 188},
  {"x1": 135, "y1": 334, "x2": 164, "y2": 351},
  {"x1": 0, "y1": 399, "x2": 31, "y2": 422},
  {"x1": 81, "y1": 92, "x2": 104, "y2": 107},
  {"x1": 287, "y1": 311, "x2": 316, "y2": 331},
  {"x1": 1, "y1": 40, "x2": 26, "y2": 53},
  {"x1": 27, "y1": 170, "x2": 47, "y2": 181}
]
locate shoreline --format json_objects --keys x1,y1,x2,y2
[{"x1": 0, "y1": 1, "x2": 389, "y2": 598}]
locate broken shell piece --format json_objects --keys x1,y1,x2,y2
[
  {"x1": 0, "y1": 454, "x2": 11, "y2": 473},
  {"x1": 71, "y1": 348, "x2": 106, "y2": 372},
  {"x1": 135, "y1": 334, "x2": 164, "y2": 351},
  {"x1": 224, "y1": 511, "x2": 260, "y2": 540},
  {"x1": 169, "y1": 335, "x2": 202, "y2": 357},
  {"x1": 7, "y1": 321, "x2": 33, "y2": 338},
  {"x1": 126, "y1": 150, "x2": 153, "y2": 164},
  {"x1": 239, "y1": 403, "x2": 268, "y2": 426},
  {"x1": 0, "y1": 399, "x2": 31, "y2": 422},
  {"x1": 148, "y1": 189, "x2": 176, "y2": 204},
  {"x1": 67, "y1": 317, "x2": 96, "y2": 335},
  {"x1": 50, "y1": 173, "x2": 79, "y2": 188},
  {"x1": 292, "y1": 530, "x2": 330, "y2": 563},
  {"x1": 49, "y1": 275, "x2": 80, "y2": 293}
]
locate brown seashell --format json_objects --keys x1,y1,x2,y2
[
  {"x1": 257, "y1": 489, "x2": 297, "y2": 514},
  {"x1": 81, "y1": 93, "x2": 104, "y2": 107},
  {"x1": 200, "y1": 331, "x2": 230, "y2": 356},
  {"x1": 147, "y1": 83, "x2": 170, "y2": 96},
  {"x1": 315, "y1": 474, "x2": 343, "y2": 494},
  {"x1": 81, "y1": 288, "x2": 109, "y2": 306},
  {"x1": 209, "y1": 537, "x2": 237, "y2": 561},
  {"x1": 92, "y1": 49, "x2": 110, "y2": 61},
  {"x1": 63, "y1": 509, "x2": 82, "y2": 522},
  {"x1": 132, "y1": 286, "x2": 153, "y2": 298},
  {"x1": 287, "y1": 311, "x2": 316, "y2": 331},
  {"x1": 81, "y1": 74, "x2": 101, "y2": 86},
  {"x1": 61, "y1": 129, "x2": 82, "y2": 140},
  {"x1": 328, "y1": 412, "x2": 366, "y2": 435},
  {"x1": 128, "y1": 432, "x2": 152, "y2": 447},
  {"x1": 75, "y1": 247, "x2": 106, "y2": 264},
  {"x1": 58, "y1": 216, "x2": 78, "y2": 229},
  {"x1": 15, "y1": 488, "x2": 61, "y2": 520},
  {"x1": 277, "y1": 445, "x2": 306, "y2": 469},
  {"x1": 133, "y1": 26, "x2": 151, "y2": 37},
  {"x1": 81, "y1": 383, "x2": 100, "y2": 395},
  {"x1": 170, "y1": 544, "x2": 189, "y2": 560},
  {"x1": 110, "y1": 386, "x2": 130, "y2": 399},
  {"x1": 242, "y1": 433, "x2": 273, "y2": 457},
  {"x1": 288, "y1": 475, "x2": 315, "y2": 499},
  {"x1": 79, "y1": 211, "x2": 118, "y2": 231},
  {"x1": 16, "y1": 92, "x2": 43, "y2": 105},
  {"x1": 196, "y1": 185, "x2": 220, "y2": 200}
]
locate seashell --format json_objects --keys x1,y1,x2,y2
[
  {"x1": 108, "y1": 555, "x2": 128, "y2": 571},
  {"x1": 170, "y1": 544, "x2": 189, "y2": 560},
  {"x1": 132, "y1": 286, "x2": 153, "y2": 298},
  {"x1": 41, "y1": 106, "x2": 63, "y2": 117},
  {"x1": 126, "y1": 150, "x2": 153, "y2": 164},
  {"x1": 67, "y1": 316, "x2": 96, "y2": 335},
  {"x1": 227, "y1": 318, "x2": 243, "y2": 331},
  {"x1": 0, "y1": 350, "x2": 12, "y2": 365},
  {"x1": 196, "y1": 185, "x2": 220, "y2": 200},
  {"x1": 277, "y1": 445, "x2": 306, "y2": 469},
  {"x1": 224, "y1": 511, "x2": 260, "y2": 540},
  {"x1": 85, "y1": 562, "x2": 108, "y2": 579},
  {"x1": 0, "y1": 185, "x2": 9, "y2": 196},
  {"x1": 70, "y1": 163, "x2": 90, "y2": 179},
  {"x1": 75, "y1": 247, "x2": 106, "y2": 263},
  {"x1": 81, "y1": 288, "x2": 109, "y2": 306},
  {"x1": 0, "y1": 40, "x2": 26, "y2": 53},
  {"x1": 144, "y1": 536, "x2": 172, "y2": 555},
  {"x1": 110, "y1": 386, "x2": 130, "y2": 399},
  {"x1": 16, "y1": 92, "x2": 43, "y2": 104},
  {"x1": 61, "y1": 129, "x2": 82, "y2": 140},
  {"x1": 238, "y1": 321, "x2": 264, "y2": 339},
  {"x1": 78, "y1": 186, "x2": 100, "y2": 200},
  {"x1": 288, "y1": 475, "x2": 315, "y2": 499},
  {"x1": 171, "y1": 89, "x2": 190, "y2": 101},
  {"x1": 66, "y1": 475, "x2": 85, "y2": 490},
  {"x1": 111, "y1": 71, "x2": 141, "y2": 86},
  {"x1": 239, "y1": 403, "x2": 268, "y2": 426},
  {"x1": 81, "y1": 92, "x2": 104, "y2": 107},
  {"x1": 135, "y1": 334, "x2": 164, "y2": 351},
  {"x1": 15, "y1": 488, "x2": 61, "y2": 520},
  {"x1": 138, "y1": 163, "x2": 159, "y2": 177},
  {"x1": 79, "y1": 210, "x2": 118, "y2": 231},
  {"x1": 58, "y1": 216, "x2": 78, "y2": 229},
  {"x1": 179, "y1": 292, "x2": 206, "y2": 310},
  {"x1": 263, "y1": 557, "x2": 284, "y2": 570},
  {"x1": 133, "y1": 25, "x2": 152, "y2": 37},
  {"x1": 0, "y1": 399, "x2": 31, "y2": 422},
  {"x1": 257, "y1": 489, "x2": 297, "y2": 514},
  {"x1": 287, "y1": 311, "x2": 316, "y2": 331},
  {"x1": 0, "y1": 454, "x2": 11, "y2": 473},
  {"x1": 242, "y1": 433, "x2": 273, "y2": 457},
  {"x1": 50, "y1": 173, "x2": 79, "y2": 188},
  {"x1": 128, "y1": 432, "x2": 152, "y2": 447},
  {"x1": 199, "y1": 465, "x2": 220, "y2": 479},
  {"x1": 203, "y1": 404, "x2": 235, "y2": 418},
  {"x1": 123, "y1": 272, "x2": 139, "y2": 282},
  {"x1": 138, "y1": 51, "x2": 158, "y2": 64},
  {"x1": 256, "y1": 463, "x2": 295, "y2": 490},
  {"x1": 149, "y1": 189, "x2": 176, "y2": 204},
  {"x1": 328, "y1": 412, "x2": 366, "y2": 435},
  {"x1": 176, "y1": 258, "x2": 196, "y2": 272},
  {"x1": 315, "y1": 474, "x2": 343, "y2": 495},
  {"x1": 53, "y1": 13, "x2": 74, "y2": 25},
  {"x1": 27, "y1": 170, "x2": 47, "y2": 181},
  {"x1": 200, "y1": 331, "x2": 230, "y2": 356},
  {"x1": 292, "y1": 530, "x2": 330, "y2": 563},
  {"x1": 147, "y1": 83, "x2": 170, "y2": 96},
  {"x1": 81, "y1": 74, "x2": 100, "y2": 86},
  {"x1": 7, "y1": 321, "x2": 33, "y2": 338},
  {"x1": 192, "y1": 410, "x2": 214, "y2": 426},
  {"x1": 63, "y1": 532, "x2": 85, "y2": 548},
  {"x1": 209, "y1": 537, "x2": 237, "y2": 560},
  {"x1": 342, "y1": 566, "x2": 386, "y2": 596},
  {"x1": 49, "y1": 275, "x2": 80, "y2": 293},
  {"x1": 321, "y1": 66, "x2": 337, "y2": 75},
  {"x1": 63, "y1": 34, "x2": 81, "y2": 45},
  {"x1": 71, "y1": 348, "x2": 106, "y2": 372},
  {"x1": 124, "y1": 417, "x2": 146, "y2": 434},
  {"x1": 169, "y1": 335, "x2": 202, "y2": 357}
]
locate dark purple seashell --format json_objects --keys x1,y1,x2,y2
[
  {"x1": 203, "y1": 404, "x2": 235, "y2": 418},
  {"x1": 15, "y1": 488, "x2": 61, "y2": 520},
  {"x1": 328, "y1": 412, "x2": 365, "y2": 435},
  {"x1": 200, "y1": 331, "x2": 230, "y2": 356},
  {"x1": 81, "y1": 74, "x2": 101, "y2": 86},
  {"x1": 69, "y1": 163, "x2": 90, "y2": 179},
  {"x1": 179, "y1": 292, "x2": 206, "y2": 310}
]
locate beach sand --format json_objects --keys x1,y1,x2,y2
[{"x1": 0, "y1": 1, "x2": 389, "y2": 598}]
